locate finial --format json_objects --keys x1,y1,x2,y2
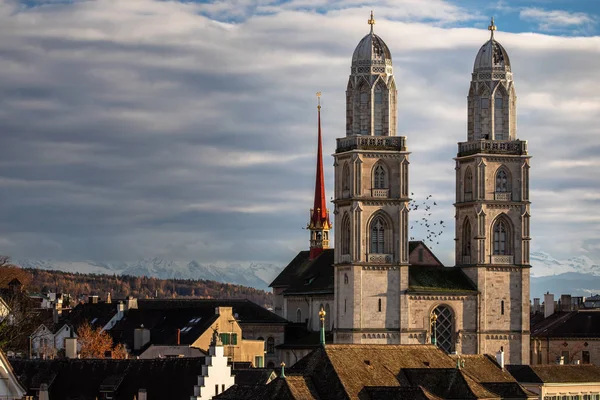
[
  {"x1": 316, "y1": 91, "x2": 321, "y2": 109},
  {"x1": 368, "y1": 10, "x2": 375, "y2": 34},
  {"x1": 488, "y1": 17, "x2": 496, "y2": 39},
  {"x1": 319, "y1": 306, "x2": 326, "y2": 346},
  {"x1": 280, "y1": 362, "x2": 286, "y2": 379}
]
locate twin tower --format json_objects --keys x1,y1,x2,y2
[{"x1": 309, "y1": 15, "x2": 531, "y2": 364}]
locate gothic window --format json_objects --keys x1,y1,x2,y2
[
  {"x1": 344, "y1": 273, "x2": 349, "y2": 284},
  {"x1": 495, "y1": 168, "x2": 509, "y2": 192},
  {"x1": 370, "y1": 217, "x2": 386, "y2": 254},
  {"x1": 266, "y1": 337, "x2": 275, "y2": 354},
  {"x1": 464, "y1": 167, "x2": 473, "y2": 201},
  {"x1": 341, "y1": 214, "x2": 351, "y2": 255},
  {"x1": 374, "y1": 84, "x2": 384, "y2": 136},
  {"x1": 493, "y1": 219, "x2": 511, "y2": 255},
  {"x1": 342, "y1": 163, "x2": 350, "y2": 192},
  {"x1": 431, "y1": 306, "x2": 453, "y2": 353},
  {"x1": 495, "y1": 94, "x2": 505, "y2": 139},
  {"x1": 463, "y1": 218, "x2": 471, "y2": 258},
  {"x1": 373, "y1": 164, "x2": 387, "y2": 189},
  {"x1": 359, "y1": 83, "x2": 370, "y2": 135},
  {"x1": 296, "y1": 309, "x2": 302, "y2": 323}
]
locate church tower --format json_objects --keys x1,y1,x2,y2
[
  {"x1": 333, "y1": 13, "x2": 410, "y2": 344},
  {"x1": 308, "y1": 93, "x2": 331, "y2": 260},
  {"x1": 455, "y1": 19, "x2": 531, "y2": 364}
]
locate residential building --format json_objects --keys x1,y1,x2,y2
[{"x1": 507, "y1": 364, "x2": 600, "y2": 400}]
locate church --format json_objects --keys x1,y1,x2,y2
[{"x1": 270, "y1": 14, "x2": 531, "y2": 365}]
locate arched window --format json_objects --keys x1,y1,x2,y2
[
  {"x1": 373, "y1": 164, "x2": 386, "y2": 189},
  {"x1": 296, "y1": 309, "x2": 302, "y2": 323},
  {"x1": 374, "y1": 84, "x2": 384, "y2": 136},
  {"x1": 496, "y1": 169, "x2": 509, "y2": 192},
  {"x1": 431, "y1": 305, "x2": 453, "y2": 353},
  {"x1": 342, "y1": 163, "x2": 350, "y2": 192},
  {"x1": 378, "y1": 298, "x2": 382, "y2": 312},
  {"x1": 266, "y1": 337, "x2": 275, "y2": 354},
  {"x1": 463, "y1": 218, "x2": 471, "y2": 258},
  {"x1": 493, "y1": 219, "x2": 510, "y2": 255},
  {"x1": 341, "y1": 214, "x2": 351, "y2": 255},
  {"x1": 495, "y1": 93, "x2": 505, "y2": 139},
  {"x1": 464, "y1": 167, "x2": 473, "y2": 201},
  {"x1": 325, "y1": 304, "x2": 331, "y2": 330},
  {"x1": 370, "y1": 217, "x2": 386, "y2": 254},
  {"x1": 359, "y1": 82, "x2": 370, "y2": 135}
]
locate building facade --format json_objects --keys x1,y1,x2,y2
[{"x1": 271, "y1": 15, "x2": 532, "y2": 365}]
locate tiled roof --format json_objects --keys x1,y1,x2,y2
[
  {"x1": 214, "y1": 376, "x2": 319, "y2": 400},
  {"x1": 12, "y1": 357, "x2": 207, "y2": 400},
  {"x1": 64, "y1": 301, "x2": 118, "y2": 332},
  {"x1": 507, "y1": 364, "x2": 600, "y2": 384},
  {"x1": 364, "y1": 386, "x2": 443, "y2": 400},
  {"x1": 449, "y1": 354, "x2": 515, "y2": 383},
  {"x1": 531, "y1": 310, "x2": 600, "y2": 338},
  {"x1": 401, "y1": 368, "x2": 498, "y2": 399},
  {"x1": 409, "y1": 266, "x2": 478, "y2": 294}
]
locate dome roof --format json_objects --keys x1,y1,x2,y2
[
  {"x1": 351, "y1": 32, "x2": 392, "y2": 67},
  {"x1": 473, "y1": 38, "x2": 511, "y2": 72}
]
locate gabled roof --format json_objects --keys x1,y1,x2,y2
[
  {"x1": 215, "y1": 375, "x2": 320, "y2": 400},
  {"x1": 401, "y1": 368, "x2": 499, "y2": 399},
  {"x1": 506, "y1": 364, "x2": 600, "y2": 384},
  {"x1": 65, "y1": 301, "x2": 118, "y2": 333},
  {"x1": 531, "y1": 310, "x2": 600, "y2": 338},
  {"x1": 12, "y1": 357, "x2": 207, "y2": 400},
  {"x1": 363, "y1": 386, "x2": 443, "y2": 400},
  {"x1": 270, "y1": 250, "x2": 334, "y2": 296}
]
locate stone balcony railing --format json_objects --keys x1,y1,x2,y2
[
  {"x1": 336, "y1": 135, "x2": 407, "y2": 153},
  {"x1": 457, "y1": 140, "x2": 528, "y2": 157},
  {"x1": 368, "y1": 254, "x2": 393, "y2": 264},
  {"x1": 491, "y1": 255, "x2": 514, "y2": 265},
  {"x1": 494, "y1": 192, "x2": 512, "y2": 201},
  {"x1": 371, "y1": 188, "x2": 389, "y2": 198}
]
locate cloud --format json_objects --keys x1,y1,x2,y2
[
  {"x1": 1, "y1": 0, "x2": 599, "y2": 266},
  {"x1": 520, "y1": 7, "x2": 595, "y2": 32}
]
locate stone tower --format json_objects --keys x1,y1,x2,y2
[
  {"x1": 455, "y1": 19, "x2": 531, "y2": 364},
  {"x1": 333, "y1": 13, "x2": 410, "y2": 344}
]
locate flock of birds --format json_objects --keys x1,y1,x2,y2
[{"x1": 408, "y1": 193, "x2": 447, "y2": 250}]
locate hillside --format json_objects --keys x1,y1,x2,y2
[{"x1": 25, "y1": 269, "x2": 273, "y2": 308}]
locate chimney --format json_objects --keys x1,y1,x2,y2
[
  {"x1": 134, "y1": 325, "x2": 151, "y2": 351},
  {"x1": 39, "y1": 383, "x2": 50, "y2": 400},
  {"x1": 495, "y1": 349, "x2": 505, "y2": 369},
  {"x1": 52, "y1": 304, "x2": 62, "y2": 324},
  {"x1": 65, "y1": 337, "x2": 77, "y2": 359},
  {"x1": 533, "y1": 298, "x2": 540, "y2": 314},
  {"x1": 106, "y1": 292, "x2": 112, "y2": 304},
  {"x1": 560, "y1": 294, "x2": 572, "y2": 312},
  {"x1": 88, "y1": 295, "x2": 98, "y2": 304},
  {"x1": 126, "y1": 296, "x2": 138, "y2": 310},
  {"x1": 544, "y1": 293, "x2": 555, "y2": 318},
  {"x1": 138, "y1": 389, "x2": 147, "y2": 400}
]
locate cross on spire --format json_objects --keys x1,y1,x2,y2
[
  {"x1": 368, "y1": 10, "x2": 375, "y2": 34},
  {"x1": 488, "y1": 17, "x2": 496, "y2": 39}
]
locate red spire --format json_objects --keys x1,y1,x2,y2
[{"x1": 309, "y1": 93, "x2": 330, "y2": 259}]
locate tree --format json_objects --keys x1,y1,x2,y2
[{"x1": 77, "y1": 322, "x2": 128, "y2": 359}]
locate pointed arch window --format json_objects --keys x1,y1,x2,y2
[
  {"x1": 374, "y1": 84, "x2": 384, "y2": 136},
  {"x1": 495, "y1": 93, "x2": 505, "y2": 140},
  {"x1": 341, "y1": 215, "x2": 351, "y2": 255},
  {"x1": 431, "y1": 306, "x2": 453, "y2": 353},
  {"x1": 373, "y1": 164, "x2": 387, "y2": 189},
  {"x1": 496, "y1": 169, "x2": 509, "y2": 193},
  {"x1": 370, "y1": 217, "x2": 386, "y2": 254},
  {"x1": 493, "y1": 219, "x2": 510, "y2": 255},
  {"x1": 464, "y1": 167, "x2": 473, "y2": 201},
  {"x1": 463, "y1": 219, "x2": 472, "y2": 259}
]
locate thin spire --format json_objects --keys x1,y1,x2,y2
[
  {"x1": 308, "y1": 92, "x2": 331, "y2": 260},
  {"x1": 488, "y1": 16, "x2": 496, "y2": 39},
  {"x1": 368, "y1": 10, "x2": 375, "y2": 34}
]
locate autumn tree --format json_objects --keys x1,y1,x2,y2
[{"x1": 77, "y1": 322, "x2": 128, "y2": 359}]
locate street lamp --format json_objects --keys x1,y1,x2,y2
[{"x1": 430, "y1": 312, "x2": 437, "y2": 347}]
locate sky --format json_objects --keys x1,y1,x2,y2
[{"x1": 1, "y1": 0, "x2": 600, "y2": 267}]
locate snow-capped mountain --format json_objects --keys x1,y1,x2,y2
[
  {"x1": 15, "y1": 258, "x2": 283, "y2": 291},
  {"x1": 530, "y1": 252, "x2": 600, "y2": 277}
]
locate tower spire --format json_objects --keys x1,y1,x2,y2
[
  {"x1": 368, "y1": 10, "x2": 375, "y2": 34},
  {"x1": 308, "y1": 92, "x2": 331, "y2": 260},
  {"x1": 488, "y1": 16, "x2": 496, "y2": 39}
]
